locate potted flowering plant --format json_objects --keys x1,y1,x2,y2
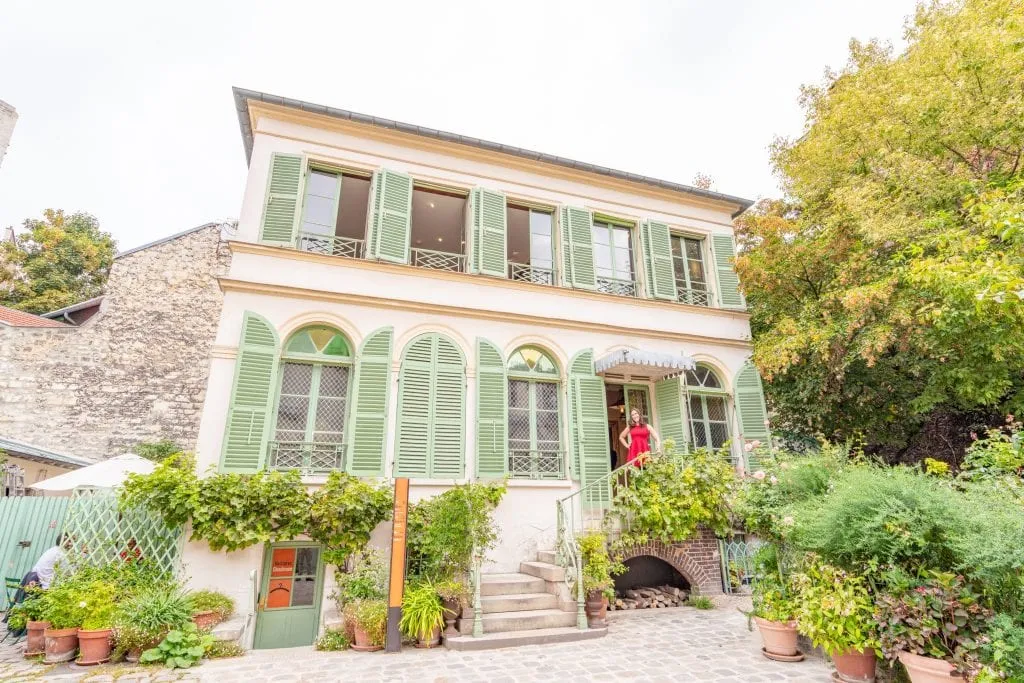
[
  {"x1": 15, "y1": 587, "x2": 48, "y2": 658},
  {"x1": 579, "y1": 532, "x2": 625, "y2": 628},
  {"x1": 750, "y1": 545, "x2": 800, "y2": 660},
  {"x1": 38, "y1": 580, "x2": 91, "y2": 663},
  {"x1": 76, "y1": 581, "x2": 117, "y2": 665},
  {"x1": 344, "y1": 599, "x2": 387, "y2": 652},
  {"x1": 875, "y1": 572, "x2": 991, "y2": 682},
  {"x1": 792, "y1": 556, "x2": 878, "y2": 682}
]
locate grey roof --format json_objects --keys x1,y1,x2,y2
[
  {"x1": 0, "y1": 435, "x2": 92, "y2": 468},
  {"x1": 115, "y1": 221, "x2": 222, "y2": 259},
  {"x1": 232, "y1": 87, "x2": 754, "y2": 218},
  {"x1": 41, "y1": 296, "x2": 104, "y2": 320}
]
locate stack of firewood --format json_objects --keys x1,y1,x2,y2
[{"x1": 609, "y1": 585, "x2": 689, "y2": 610}]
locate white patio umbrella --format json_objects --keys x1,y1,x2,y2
[{"x1": 29, "y1": 453, "x2": 154, "y2": 492}]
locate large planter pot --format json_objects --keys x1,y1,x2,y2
[
  {"x1": 76, "y1": 628, "x2": 113, "y2": 666},
  {"x1": 441, "y1": 598, "x2": 461, "y2": 638},
  {"x1": 754, "y1": 617, "x2": 799, "y2": 658},
  {"x1": 351, "y1": 625, "x2": 382, "y2": 652},
  {"x1": 43, "y1": 626, "x2": 79, "y2": 664},
  {"x1": 192, "y1": 610, "x2": 221, "y2": 631},
  {"x1": 833, "y1": 648, "x2": 877, "y2": 683},
  {"x1": 24, "y1": 620, "x2": 50, "y2": 657},
  {"x1": 898, "y1": 651, "x2": 961, "y2": 683},
  {"x1": 414, "y1": 625, "x2": 442, "y2": 649},
  {"x1": 584, "y1": 590, "x2": 608, "y2": 628}
]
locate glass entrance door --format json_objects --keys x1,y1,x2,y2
[{"x1": 254, "y1": 542, "x2": 324, "y2": 649}]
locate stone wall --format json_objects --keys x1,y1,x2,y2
[
  {"x1": 615, "y1": 529, "x2": 725, "y2": 595},
  {"x1": 0, "y1": 224, "x2": 230, "y2": 461}
]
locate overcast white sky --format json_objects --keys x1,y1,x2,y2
[{"x1": 0, "y1": 0, "x2": 917, "y2": 251}]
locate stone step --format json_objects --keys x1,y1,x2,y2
[
  {"x1": 446, "y1": 624, "x2": 607, "y2": 651},
  {"x1": 480, "y1": 592, "x2": 558, "y2": 614},
  {"x1": 211, "y1": 616, "x2": 245, "y2": 643},
  {"x1": 459, "y1": 608, "x2": 577, "y2": 635},
  {"x1": 536, "y1": 549, "x2": 557, "y2": 564},
  {"x1": 519, "y1": 560, "x2": 565, "y2": 582},
  {"x1": 480, "y1": 573, "x2": 547, "y2": 596}
]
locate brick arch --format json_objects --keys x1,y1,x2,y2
[{"x1": 614, "y1": 529, "x2": 723, "y2": 596}]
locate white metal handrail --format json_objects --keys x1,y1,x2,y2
[
  {"x1": 412, "y1": 247, "x2": 466, "y2": 272},
  {"x1": 596, "y1": 276, "x2": 638, "y2": 297},
  {"x1": 267, "y1": 440, "x2": 346, "y2": 474},
  {"x1": 296, "y1": 232, "x2": 364, "y2": 259},
  {"x1": 509, "y1": 262, "x2": 556, "y2": 285}
]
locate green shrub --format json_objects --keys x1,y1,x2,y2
[
  {"x1": 308, "y1": 472, "x2": 392, "y2": 568},
  {"x1": 140, "y1": 622, "x2": 213, "y2": 669},
  {"x1": 332, "y1": 548, "x2": 388, "y2": 610},
  {"x1": 188, "y1": 590, "x2": 234, "y2": 620},
  {"x1": 6, "y1": 605, "x2": 27, "y2": 631},
  {"x1": 343, "y1": 599, "x2": 387, "y2": 646},
  {"x1": 791, "y1": 555, "x2": 877, "y2": 656},
  {"x1": 205, "y1": 640, "x2": 245, "y2": 658},
  {"x1": 399, "y1": 581, "x2": 444, "y2": 642},
  {"x1": 749, "y1": 544, "x2": 797, "y2": 623},
  {"x1": 687, "y1": 596, "x2": 714, "y2": 610},
  {"x1": 113, "y1": 587, "x2": 192, "y2": 650},
  {"x1": 979, "y1": 614, "x2": 1024, "y2": 681},
  {"x1": 407, "y1": 482, "x2": 505, "y2": 580},
  {"x1": 38, "y1": 580, "x2": 93, "y2": 629},
  {"x1": 314, "y1": 629, "x2": 350, "y2": 651},
  {"x1": 578, "y1": 532, "x2": 625, "y2": 599},
  {"x1": 80, "y1": 581, "x2": 118, "y2": 630}
]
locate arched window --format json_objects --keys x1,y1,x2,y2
[
  {"x1": 507, "y1": 347, "x2": 563, "y2": 479},
  {"x1": 271, "y1": 325, "x2": 353, "y2": 472},
  {"x1": 685, "y1": 364, "x2": 730, "y2": 450}
]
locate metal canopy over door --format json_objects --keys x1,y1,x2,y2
[
  {"x1": 0, "y1": 496, "x2": 69, "y2": 609},
  {"x1": 254, "y1": 542, "x2": 325, "y2": 649}
]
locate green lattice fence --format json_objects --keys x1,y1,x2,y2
[
  {"x1": 719, "y1": 536, "x2": 761, "y2": 595},
  {"x1": 61, "y1": 488, "x2": 183, "y2": 574}
]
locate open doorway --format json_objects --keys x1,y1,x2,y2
[{"x1": 605, "y1": 383, "x2": 652, "y2": 469}]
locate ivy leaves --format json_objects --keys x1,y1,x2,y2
[{"x1": 309, "y1": 472, "x2": 392, "y2": 567}]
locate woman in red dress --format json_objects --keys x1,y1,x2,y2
[{"x1": 618, "y1": 408, "x2": 661, "y2": 467}]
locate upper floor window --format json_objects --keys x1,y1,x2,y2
[
  {"x1": 671, "y1": 235, "x2": 711, "y2": 306},
  {"x1": 271, "y1": 326, "x2": 353, "y2": 473},
  {"x1": 410, "y1": 186, "x2": 468, "y2": 272},
  {"x1": 592, "y1": 220, "x2": 636, "y2": 296},
  {"x1": 297, "y1": 169, "x2": 371, "y2": 258},
  {"x1": 507, "y1": 205, "x2": 555, "y2": 285},
  {"x1": 507, "y1": 347, "x2": 564, "y2": 479},
  {"x1": 685, "y1": 364, "x2": 730, "y2": 451}
]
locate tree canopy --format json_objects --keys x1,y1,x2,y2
[
  {"x1": 736, "y1": 0, "x2": 1024, "y2": 457},
  {"x1": 1, "y1": 209, "x2": 116, "y2": 314}
]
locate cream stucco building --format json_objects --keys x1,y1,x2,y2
[{"x1": 183, "y1": 88, "x2": 769, "y2": 648}]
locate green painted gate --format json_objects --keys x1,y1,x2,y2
[
  {"x1": 254, "y1": 542, "x2": 325, "y2": 649},
  {"x1": 0, "y1": 496, "x2": 70, "y2": 609}
]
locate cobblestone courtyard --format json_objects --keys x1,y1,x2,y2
[{"x1": 1, "y1": 600, "x2": 831, "y2": 682}]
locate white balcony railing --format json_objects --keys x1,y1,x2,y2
[
  {"x1": 677, "y1": 287, "x2": 712, "y2": 307},
  {"x1": 411, "y1": 248, "x2": 466, "y2": 273},
  {"x1": 508, "y1": 449, "x2": 566, "y2": 480},
  {"x1": 296, "y1": 232, "x2": 365, "y2": 259},
  {"x1": 268, "y1": 441, "x2": 346, "y2": 474},
  {"x1": 596, "y1": 276, "x2": 638, "y2": 297},
  {"x1": 509, "y1": 262, "x2": 556, "y2": 285}
]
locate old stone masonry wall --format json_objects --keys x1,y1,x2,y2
[{"x1": 0, "y1": 224, "x2": 230, "y2": 461}]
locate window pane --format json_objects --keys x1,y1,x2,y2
[
  {"x1": 689, "y1": 394, "x2": 704, "y2": 418},
  {"x1": 690, "y1": 421, "x2": 708, "y2": 449},
  {"x1": 508, "y1": 380, "x2": 530, "y2": 408},
  {"x1": 706, "y1": 396, "x2": 727, "y2": 421},
  {"x1": 688, "y1": 260, "x2": 707, "y2": 286},
  {"x1": 535, "y1": 382, "x2": 559, "y2": 410},
  {"x1": 530, "y1": 233, "x2": 552, "y2": 264},
  {"x1": 336, "y1": 174, "x2": 371, "y2": 241},
  {"x1": 671, "y1": 236, "x2": 683, "y2": 258},
  {"x1": 295, "y1": 547, "x2": 319, "y2": 575},
  {"x1": 411, "y1": 187, "x2": 467, "y2": 255},
  {"x1": 509, "y1": 408, "x2": 531, "y2": 444},
  {"x1": 612, "y1": 227, "x2": 631, "y2": 248},
  {"x1": 507, "y1": 204, "x2": 530, "y2": 264},
  {"x1": 306, "y1": 171, "x2": 338, "y2": 199},
  {"x1": 535, "y1": 408, "x2": 560, "y2": 446},
  {"x1": 292, "y1": 577, "x2": 316, "y2": 606},
  {"x1": 594, "y1": 244, "x2": 612, "y2": 277},
  {"x1": 709, "y1": 421, "x2": 730, "y2": 449},
  {"x1": 529, "y1": 211, "x2": 552, "y2": 239},
  {"x1": 318, "y1": 366, "x2": 349, "y2": 398},
  {"x1": 302, "y1": 195, "x2": 336, "y2": 234},
  {"x1": 614, "y1": 247, "x2": 633, "y2": 280},
  {"x1": 275, "y1": 396, "x2": 309, "y2": 440},
  {"x1": 684, "y1": 237, "x2": 703, "y2": 260},
  {"x1": 591, "y1": 224, "x2": 610, "y2": 245}
]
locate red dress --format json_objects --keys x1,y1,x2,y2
[{"x1": 627, "y1": 425, "x2": 651, "y2": 465}]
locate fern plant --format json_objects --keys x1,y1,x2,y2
[{"x1": 399, "y1": 581, "x2": 445, "y2": 643}]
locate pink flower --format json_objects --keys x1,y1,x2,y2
[
  {"x1": 770, "y1": 476, "x2": 778, "y2": 485},
  {"x1": 752, "y1": 470, "x2": 766, "y2": 480},
  {"x1": 971, "y1": 432, "x2": 978, "y2": 441},
  {"x1": 743, "y1": 442, "x2": 754, "y2": 453}
]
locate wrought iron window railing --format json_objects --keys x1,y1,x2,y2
[
  {"x1": 268, "y1": 440, "x2": 346, "y2": 474},
  {"x1": 411, "y1": 248, "x2": 466, "y2": 273},
  {"x1": 596, "y1": 276, "x2": 637, "y2": 297},
  {"x1": 677, "y1": 287, "x2": 712, "y2": 307},
  {"x1": 508, "y1": 449, "x2": 566, "y2": 480},
  {"x1": 295, "y1": 232, "x2": 365, "y2": 259},
  {"x1": 508, "y1": 262, "x2": 556, "y2": 286}
]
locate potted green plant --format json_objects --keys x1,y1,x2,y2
[
  {"x1": 435, "y1": 578, "x2": 466, "y2": 638},
  {"x1": 750, "y1": 545, "x2": 799, "y2": 661},
  {"x1": 578, "y1": 532, "x2": 624, "y2": 628},
  {"x1": 139, "y1": 622, "x2": 214, "y2": 669},
  {"x1": 399, "y1": 581, "x2": 445, "y2": 648},
  {"x1": 875, "y1": 572, "x2": 991, "y2": 682},
  {"x1": 39, "y1": 580, "x2": 90, "y2": 663},
  {"x1": 76, "y1": 581, "x2": 117, "y2": 666},
  {"x1": 791, "y1": 556, "x2": 878, "y2": 682},
  {"x1": 343, "y1": 599, "x2": 387, "y2": 652},
  {"x1": 112, "y1": 587, "x2": 192, "y2": 663},
  {"x1": 188, "y1": 589, "x2": 234, "y2": 631},
  {"x1": 16, "y1": 588, "x2": 48, "y2": 658}
]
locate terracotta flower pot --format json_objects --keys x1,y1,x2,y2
[
  {"x1": 585, "y1": 590, "x2": 608, "y2": 628},
  {"x1": 24, "y1": 620, "x2": 50, "y2": 657},
  {"x1": 414, "y1": 625, "x2": 442, "y2": 649},
  {"x1": 833, "y1": 648, "x2": 877, "y2": 682},
  {"x1": 43, "y1": 626, "x2": 79, "y2": 664},
  {"x1": 351, "y1": 625, "x2": 382, "y2": 652},
  {"x1": 441, "y1": 597, "x2": 461, "y2": 638},
  {"x1": 754, "y1": 617, "x2": 799, "y2": 657},
  {"x1": 76, "y1": 628, "x2": 113, "y2": 666},
  {"x1": 192, "y1": 610, "x2": 221, "y2": 631},
  {"x1": 898, "y1": 651, "x2": 961, "y2": 683}
]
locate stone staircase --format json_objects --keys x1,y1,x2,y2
[{"x1": 446, "y1": 550, "x2": 607, "y2": 651}]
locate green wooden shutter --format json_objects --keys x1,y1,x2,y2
[
  {"x1": 734, "y1": 361, "x2": 770, "y2": 442},
  {"x1": 220, "y1": 312, "x2": 279, "y2": 473},
  {"x1": 365, "y1": 172, "x2": 381, "y2": 258},
  {"x1": 369, "y1": 169, "x2": 413, "y2": 264},
  {"x1": 712, "y1": 234, "x2": 744, "y2": 309},
  {"x1": 654, "y1": 377, "x2": 686, "y2": 451},
  {"x1": 433, "y1": 336, "x2": 467, "y2": 478},
  {"x1": 561, "y1": 206, "x2": 597, "y2": 290},
  {"x1": 642, "y1": 220, "x2": 678, "y2": 301},
  {"x1": 346, "y1": 327, "x2": 394, "y2": 476},
  {"x1": 559, "y1": 207, "x2": 572, "y2": 287},
  {"x1": 472, "y1": 188, "x2": 508, "y2": 278},
  {"x1": 259, "y1": 153, "x2": 303, "y2": 245},
  {"x1": 574, "y1": 376, "x2": 611, "y2": 507},
  {"x1": 476, "y1": 338, "x2": 508, "y2": 478},
  {"x1": 396, "y1": 334, "x2": 466, "y2": 478}
]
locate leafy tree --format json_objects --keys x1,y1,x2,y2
[
  {"x1": 736, "y1": 0, "x2": 1024, "y2": 455},
  {"x1": 1, "y1": 209, "x2": 116, "y2": 313}
]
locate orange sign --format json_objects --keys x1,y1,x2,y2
[
  {"x1": 385, "y1": 478, "x2": 409, "y2": 652},
  {"x1": 271, "y1": 548, "x2": 295, "y2": 576}
]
